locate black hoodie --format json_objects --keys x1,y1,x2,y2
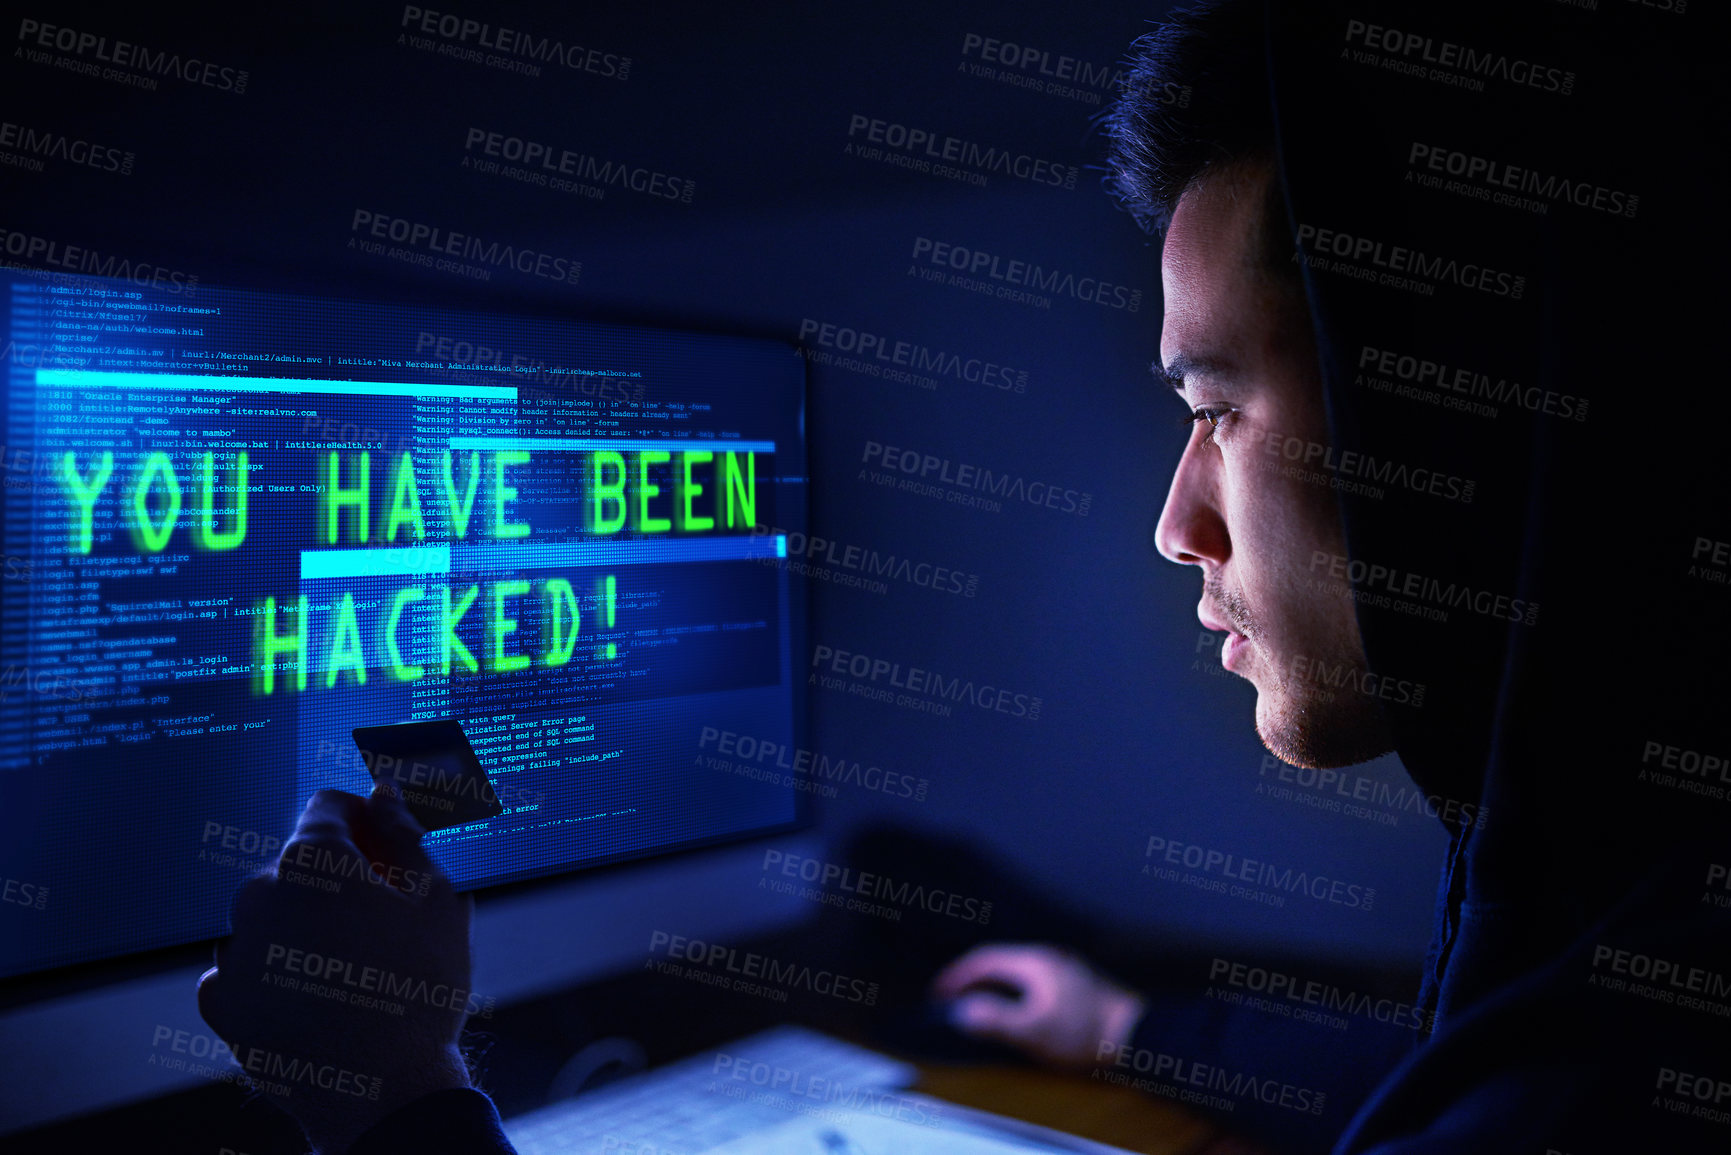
[
  {"x1": 1127, "y1": 1, "x2": 1726, "y2": 1151},
  {"x1": 1162, "y1": 2, "x2": 1729, "y2": 1151}
]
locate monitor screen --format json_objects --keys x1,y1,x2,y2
[{"x1": 0, "y1": 269, "x2": 808, "y2": 978}]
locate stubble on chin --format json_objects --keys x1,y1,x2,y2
[
  {"x1": 1204, "y1": 575, "x2": 1392, "y2": 768},
  {"x1": 1253, "y1": 648, "x2": 1395, "y2": 770}
]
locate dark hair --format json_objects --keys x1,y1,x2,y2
[{"x1": 1106, "y1": 0, "x2": 1284, "y2": 245}]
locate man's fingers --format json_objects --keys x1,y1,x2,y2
[
  {"x1": 295, "y1": 788, "x2": 367, "y2": 837},
  {"x1": 275, "y1": 790, "x2": 378, "y2": 887},
  {"x1": 368, "y1": 778, "x2": 426, "y2": 837},
  {"x1": 931, "y1": 943, "x2": 1048, "y2": 999},
  {"x1": 277, "y1": 790, "x2": 366, "y2": 866},
  {"x1": 949, "y1": 991, "x2": 1028, "y2": 1038},
  {"x1": 359, "y1": 781, "x2": 432, "y2": 864},
  {"x1": 359, "y1": 784, "x2": 465, "y2": 906}
]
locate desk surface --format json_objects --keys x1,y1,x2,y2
[{"x1": 915, "y1": 1062, "x2": 1272, "y2": 1155}]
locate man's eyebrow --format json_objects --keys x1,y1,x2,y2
[{"x1": 1154, "y1": 351, "x2": 1235, "y2": 392}]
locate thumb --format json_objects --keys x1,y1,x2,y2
[
  {"x1": 365, "y1": 778, "x2": 430, "y2": 852},
  {"x1": 949, "y1": 991, "x2": 1022, "y2": 1039},
  {"x1": 362, "y1": 780, "x2": 460, "y2": 905}
]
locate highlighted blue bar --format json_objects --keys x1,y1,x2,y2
[
  {"x1": 454, "y1": 536, "x2": 785, "y2": 570},
  {"x1": 449, "y1": 437, "x2": 776, "y2": 453},
  {"x1": 300, "y1": 536, "x2": 786, "y2": 580},
  {"x1": 300, "y1": 545, "x2": 451, "y2": 580},
  {"x1": 36, "y1": 369, "x2": 516, "y2": 400}
]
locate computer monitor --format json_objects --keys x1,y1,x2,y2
[{"x1": 0, "y1": 267, "x2": 811, "y2": 981}]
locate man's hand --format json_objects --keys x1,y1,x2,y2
[
  {"x1": 197, "y1": 785, "x2": 476, "y2": 1153},
  {"x1": 931, "y1": 943, "x2": 1146, "y2": 1071}
]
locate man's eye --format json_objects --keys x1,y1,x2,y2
[{"x1": 1179, "y1": 406, "x2": 1232, "y2": 445}]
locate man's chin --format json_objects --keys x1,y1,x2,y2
[{"x1": 1252, "y1": 684, "x2": 1395, "y2": 771}]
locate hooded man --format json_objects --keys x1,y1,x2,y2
[
  {"x1": 937, "y1": 1, "x2": 1730, "y2": 1151},
  {"x1": 199, "y1": 2, "x2": 1727, "y2": 1152}
]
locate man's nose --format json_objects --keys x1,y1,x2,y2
[{"x1": 1155, "y1": 440, "x2": 1227, "y2": 567}]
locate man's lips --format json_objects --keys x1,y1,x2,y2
[
  {"x1": 1199, "y1": 605, "x2": 1248, "y2": 672},
  {"x1": 1198, "y1": 606, "x2": 1240, "y2": 637}
]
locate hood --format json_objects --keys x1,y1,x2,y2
[{"x1": 1262, "y1": 0, "x2": 1728, "y2": 990}]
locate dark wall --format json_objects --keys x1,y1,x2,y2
[{"x1": 1, "y1": 1, "x2": 1443, "y2": 969}]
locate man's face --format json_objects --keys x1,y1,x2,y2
[{"x1": 1154, "y1": 167, "x2": 1393, "y2": 769}]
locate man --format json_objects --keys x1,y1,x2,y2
[
  {"x1": 202, "y1": 2, "x2": 1726, "y2": 1151},
  {"x1": 936, "y1": 158, "x2": 1418, "y2": 1152},
  {"x1": 938, "y1": 1, "x2": 1729, "y2": 1152}
]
